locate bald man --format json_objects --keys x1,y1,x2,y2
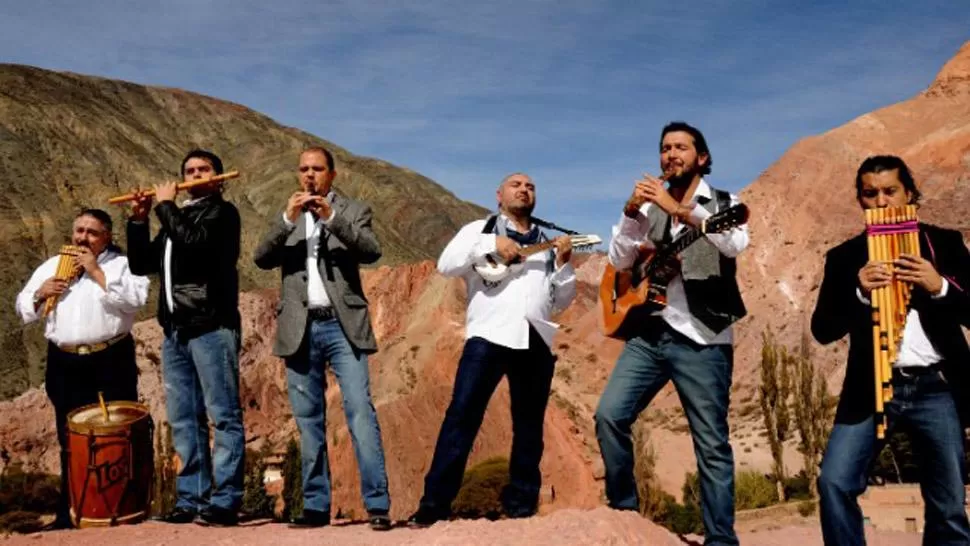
[{"x1": 408, "y1": 173, "x2": 577, "y2": 526}]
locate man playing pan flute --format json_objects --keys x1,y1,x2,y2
[
  {"x1": 15, "y1": 208, "x2": 150, "y2": 530},
  {"x1": 127, "y1": 149, "x2": 245, "y2": 527},
  {"x1": 812, "y1": 155, "x2": 970, "y2": 545},
  {"x1": 595, "y1": 122, "x2": 748, "y2": 546}
]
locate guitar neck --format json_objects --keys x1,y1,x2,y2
[
  {"x1": 519, "y1": 240, "x2": 558, "y2": 257},
  {"x1": 643, "y1": 229, "x2": 704, "y2": 274}
]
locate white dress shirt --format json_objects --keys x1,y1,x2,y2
[
  {"x1": 855, "y1": 282, "x2": 948, "y2": 367},
  {"x1": 16, "y1": 249, "x2": 150, "y2": 345},
  {"x1": 281, "y1": 194, "x2": 336, "y2": 309},
  {"x1": 608, "y1": 180, "x2": 749, "y2": 345},
  {"x1": 438, "y1": 217, "x2": 577, "y2": 350}
]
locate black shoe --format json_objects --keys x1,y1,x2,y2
[
  {"x1": 368, "y1": 511, "x2": 392, "y2": 531},
  {"x1": 197, "y1": 506, "x2": 238, "y2": 527},
  {"x1": 407, "y1": 506, "x2": 448, "y2": 528},
  {"x1": 153, "y1": 507, "x2": 197, "y2": 524},
  {"x1": 288, "y1": 509, "x2": 330, "y2": 528}
]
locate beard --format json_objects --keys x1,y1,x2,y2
[
  {"x1": 663, "y1": 162, "x2": 700, "y2": 186},
  {"x1": 506, "y1": 201, "x2": 535, "y2": 217}
]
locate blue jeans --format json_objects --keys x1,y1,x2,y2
[
  {"x1": 419, "y1": 329, "x2": 556, "y2": 516},
  {"x1": 162, "y1": 327, "x2": 245, "y2": 512},
  {"x1": 818, "y1": 369, "x2": 970, "y2": 546},
  {"x1": 285, "y1": 317, "x2": 390, "y2": 515},
  {"x1": 595, "y1": 325, "x2": 737, "y2": 546}
]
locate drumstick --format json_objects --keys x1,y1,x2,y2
[
  {"x1": 98, "y1": 391, "x2": 110, "y2": 423},
  {"x1": 107, "y1": 171, "x2": 240, "y2": 204}
]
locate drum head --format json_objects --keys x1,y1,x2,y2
[{"x1": 67, "y1": 401, "x2": 150, "y2": 434}]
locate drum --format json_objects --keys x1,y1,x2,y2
[{"x1": 66, "y1": 401, "x2": 154, "y2": 527}]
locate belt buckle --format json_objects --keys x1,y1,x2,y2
[{"x1": 77, "y1": 345, "x2": 91, "y2": 356}]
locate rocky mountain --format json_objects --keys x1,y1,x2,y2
[{"x1": 0, "y1": 64, "x2": 487, "y2": 398}]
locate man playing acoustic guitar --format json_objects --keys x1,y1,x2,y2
[{"x1": 595, "y1": 122, "x2": 748, "y2": 545}]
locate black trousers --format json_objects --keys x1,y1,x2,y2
[
  {"x1": 44, "y1": 335, "x2": 139, "y2": 521},
  {"x1": 419, "y1": 327, "x2": 556, "y2": 516}
]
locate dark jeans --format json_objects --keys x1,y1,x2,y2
[
  {"x1": 419, "y1": 328, "x2": 556, "y2": 516},
  {"x1": 595, "y1": 324, "x2": 737, "y2": 546},
  {"x1": 818, "y1": 368, "x2": 970, "y2": 546},
  {"x1": 162, "y1": 327, "x2": 245, "y2": 512},
  {"x1": 284, "y1": 317, "x2": 390, "y2": 515},
  {"x1": 45, "y1": 336, "x2": 139, "y2": 523}
]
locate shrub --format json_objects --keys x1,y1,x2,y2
[
  {"x1": 241, "y1": 443, "x2": 275, "y2": 519},
  {"x1": 452, "y1": 457, "x2": 509, "y2": 520},
  {"x1": 797, "y1": 500, "x2": 817, "y2": 517},
  {"x1": 0, "y1": 510, "x2": 43, "y2": 534},
  {"x1": 735, "y1": 471, "x2": 777, "y2": 510},
  {"x1": 0, "y1": 463, "x2": 60, "y2": 515}
]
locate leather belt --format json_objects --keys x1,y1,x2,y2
[
  {"x1": 894, "y1": 364, "x2": 941, "y2": 378},
  {"x1": 307, "y1": 307, "x2": 336, "y2": 322},
  {"x1": 57, "y1": 333, "x2": 128, "y2": 356}
]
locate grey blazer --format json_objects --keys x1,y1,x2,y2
[{"x1": 253, "y1": 195, "x2": 381, "y2": 356}]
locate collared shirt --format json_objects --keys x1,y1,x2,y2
[
  {"x1": 608, "y1": 179, "x2": 749, "y2": 345},
  {"x1": 855, "y1": 282, "x2": 948, "y2": 367},
  {"x1": 281, "y1": 192, "x2": 336, "y2": 309},
  {"x1": 437, "y1": 216, "x2": 577, "y2": 350},
  {"x1": 16, "y1": 249, "x2": 150, "y2": 345}
]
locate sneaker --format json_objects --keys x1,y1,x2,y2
[
  {"x1": 368, "y1": 511, "x2": 392, "y2": 531},
  {"x1": 407, "y1": 506, "x2": 448, "y2": 528},
  {"x1": 153, "y1": 507, "x2": 197, "y2": 524},
  {"x1": 288, "y1": 509, "x2": 330, "y2": 528},
  {"x1": 197, "y1": 506, "x2": 238, "y2": 527}
]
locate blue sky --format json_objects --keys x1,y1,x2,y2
[{"x1": 2, "y1": 1, "x2": 968, "y2": 243}]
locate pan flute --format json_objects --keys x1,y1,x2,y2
[
  {"x1": 41, "y1": 245, "x2": 85, "y2": 318},
  {"x1": 865, "y1": 205, "x2": 919, "y2": 439}
]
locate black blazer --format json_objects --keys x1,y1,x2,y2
[{"x1": 811, "y1": 223, "x2": 970, "y2": 425}]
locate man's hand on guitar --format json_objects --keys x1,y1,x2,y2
[
  {"x1": 553, "y1": 236, "x2": 573, "y2": 268},
  {"x1": 858, "y1": 261, "x2": 892, "y2": 296},
  {"x1": 495, "y1": 236, "x2": 521, "y2": 263}
]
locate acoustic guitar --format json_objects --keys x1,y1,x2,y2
[{"x1": 599, "y1": 203, "x2": 750, "y2": 337}]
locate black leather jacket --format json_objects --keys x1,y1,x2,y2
[{"x1": 127, "y1": 194, "x2": 241, "y2": 339}]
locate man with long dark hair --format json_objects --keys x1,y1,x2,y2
[
  {"x1": 813, "y1": 155, "x2": 970, "y2": 545},
  {"x1": 16, "y1": 209, "x2": 149, "y2": 529},
  {"x1": 596, "y1": 122, "x2": 748, "y2": 545},
  {"x1": 128, "y1": 149, "x2": 245, "y2": 526}
]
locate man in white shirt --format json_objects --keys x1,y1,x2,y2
[
  {"x1": 407, "y1": 172, "x2": 577, "y2": 527},
  {"x1": 595, "y1": 122, "x2": 747, "y2": 546},
  {"x1": 812, "y1": 155, "x2": 970, "y2": 545},
  {"x1": 254, "y1": 146, "x2": 391, "y2": 531},
  {"x1": 16, "y1": 208, "x2": 149, "y2": 529}
]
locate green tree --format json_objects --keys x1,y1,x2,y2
[
  {"x1": 281, "y1": 437, "x2": 303, "y2": 521},
  {"x1": 241, "y1": 442, "x2": 274, "y2": 519},
  {"x1": 792, "y1": 330, "x2": 836, "y2": 498},
  {"x1": 759, "y1": 328, "x2": 794, "y2": 502}
]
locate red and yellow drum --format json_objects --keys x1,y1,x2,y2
[{"x1": 66, "y1": 401, "x2": 154, "y2": 527}]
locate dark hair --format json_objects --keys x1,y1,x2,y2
[
  {"x1": 302, "y1": 146, "x2": 335, "y2": 171},
  {"x1": 180, "y1": 149, "x2": 224, "y2": 177},
  {"x1": 77, "y1": 208, "x2": 113, "y2": 232},
  {"x1": 660, "y1": 121, "x2": 712, "y2": 176},
  {"x1": 855, "y1": 155, "x2": 921, "y2": 204}
]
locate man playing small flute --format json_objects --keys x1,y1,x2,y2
[
  {"x1": 812, "y1": 155, "x2": 970, "y2": 545},
  {"x1": 16, "y1": 209, "x2": 150, "y2": 530},
  {"x1": 127, "y1": 149, "x2": 245, "y2": 527},
  {"x1": 596, "y1": 122, "x2": 748, "y2": 545},
  {"x1": 407, "y1": 173, "x2": 576, "y2": 526},
  {"x1": 254, "y1": 146, "x2": 392, "y2": 531}
]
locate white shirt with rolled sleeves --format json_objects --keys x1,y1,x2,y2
[
  {"x1": 15, "y1": 249, "x2": 150, "y2": 346},
  {"x1": 608, "y1": 179, "x2": 749, "y2": 345},
  {"x1": 437, "y1": 218, "x2": 577, "y2": 350}
]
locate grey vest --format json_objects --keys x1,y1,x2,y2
[{"x1": 645, "y1": 189, "x2": 746, "y2": 334}]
